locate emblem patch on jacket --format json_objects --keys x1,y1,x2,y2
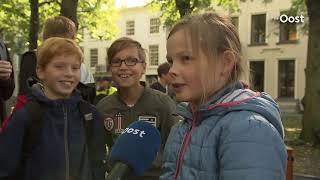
[
  {"x1": 114, "y1": 112, "x2": 124, "y2": 134},
  {"x1": 138, "y1": 116, "x2": 157, "y2": 127},
  {"x1": 104, "y1": 117, "x2": 114, "y2": 131}
]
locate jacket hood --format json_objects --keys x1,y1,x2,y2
[
  {"x1": 26, "y1": 77, "x2": 83, "y2": 106},
  {"x1": 177, "y1": 81, "x2": 284, "y2": 138}
]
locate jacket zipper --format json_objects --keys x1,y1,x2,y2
[
  {"x1": 173, "y1": 110, "x2": 197, "y2": 180},
  {"x1": 63, "y1": 105, "x2": 70, "y2": 180}
]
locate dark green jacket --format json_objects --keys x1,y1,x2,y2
[
  {"x1": 96, "y1": 87, "x2": 177, "y2": 178},
  {"x1": 97, "y1": 87, "x2": 176, "y2": 149}
]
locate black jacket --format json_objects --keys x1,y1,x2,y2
[
  {"x1": 0, "y1": 40, "x2": 15, "y2": 122},
  {"x1": 18, "y1": 50, "x2": 37, "y2": 95},
  {"x1": 0, "y1": 78, "x2": 106, "y2": 180}
]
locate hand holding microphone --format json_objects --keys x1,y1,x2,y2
[{"x1": 106, "y1": 121, "x2": 161, "y2": 180}]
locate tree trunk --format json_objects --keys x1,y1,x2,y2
[
  {"x1": 175, "y1": 0, "x2": 192, "y2": 17},
  {"x1": 60, "y1": 0, "x2": 79, "y2": 29},
  {"x1": 301, "y1": 0, "x2": 320, "y2": 145},
  {"x1": 29, "y1": 0, "x2": 39, "y2": 50}
]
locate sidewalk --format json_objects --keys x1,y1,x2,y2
[{"x1": 294, "y1": 174, "x2": 320, "y2": 180}]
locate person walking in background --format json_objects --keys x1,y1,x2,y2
[
  {"x1": 150, "y1": 62, "x2": 175, "y2": 100},
  {"x1": 97, "y1": 37, "x2": 177, "y2": 180},
  {"x1": 160, "y1": 12, "x2": 287, "y2": 180},
  {"x1": 0, "y1": 40, "x2": 14, "y2": 124}
]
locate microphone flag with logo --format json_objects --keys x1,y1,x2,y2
[{"x1": 108, "y1": 120, "x2": 161, "y2": 176}]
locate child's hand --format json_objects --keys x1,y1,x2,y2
[{"x1": 0, "y1": 60, "x2": 12, "y2": 80}]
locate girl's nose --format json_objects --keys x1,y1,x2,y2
[{"x1": 168, "y1": 62, "x2": 178, "y2": 78}]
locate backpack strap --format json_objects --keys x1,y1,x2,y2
[
  {"x1": 78, "y1": 100, "x2": 94, "y2": 142},
  {"x1": 11, "y1": 100, "x2": 46, "y2": 179},
  {"x1": 23, "y1": 100, "x2": 46, "y2": 159},
  {"x1": 78, "y1": 100, "x2": 108, "y2": 179},
  {"x1": 78, "y1": 100, "x2": 97, "y2": 176}
]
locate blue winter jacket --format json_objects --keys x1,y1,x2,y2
[
  {"x1": 0, "y1": 82, "x2": 106, "y2": 180},
  {"x1": 160, "y1": 81, "x2": 287, "y2": 180}
]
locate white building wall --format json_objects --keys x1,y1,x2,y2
[
  {"x1": 80, "y1": 1, "x2": 308, "y2": 101},
  {"x1": 79, "y1": 6, "x2": 168, "y2": 81},
  {"x1": 213, "y1": 0, "x2": 308, "y2": 100}
]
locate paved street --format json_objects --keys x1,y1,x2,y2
[{"x1": 295, "y1": 174, "x2": 320, "y2": 180}]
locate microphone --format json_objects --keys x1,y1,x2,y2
[{"x1": 106, "y1": 121, "x2": 161, "y2": 180}]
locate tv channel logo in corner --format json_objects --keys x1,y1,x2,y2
[{"x1": 273, "y1": 14, "x2": 305, "y2": 23}]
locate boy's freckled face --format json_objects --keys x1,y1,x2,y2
[{"x1": 37, "y1": 54, "x2": 81, "y2": 100}]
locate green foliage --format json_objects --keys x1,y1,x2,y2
[
  {"x1": 289, "y1": 0, "x2": 308, "y2": 33},
  {"x1": 290, "y1": 0, "x2": 307, "y2": 15},
  {"x1": 0, "y1": 0, "x2": 118, "y2": 53},
  {"x1": 78, "y1": 0, "x2": 118, "y2": 40},
  {"x1": 148, "y1": 1, "x2": 180, "y2": 28},
  {"x1": 0, "y1": 0, "x2": 30, "y2": 53},
  {"x1": 37, "y1": 1, "x2": 60, "y2": 45},
  {"x1": 149, "y1": 0, "x2": 212, "y2": 28},
  {"x1": 148, "y1": 0, "x2": 238, "y2": 28},
  {"x1": 216, "y1": 0, "x2": 239, "y2": 12}
]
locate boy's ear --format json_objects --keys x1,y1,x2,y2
[
  {"x1": 142, "y1": 62, "x2": 146, "y2": 75},
  {"x1": 36, "y1": 65, "x2": 45, "y2": 80},
  {"x1": 221, "y1": 50, "x2": 236, "y2": 75}
]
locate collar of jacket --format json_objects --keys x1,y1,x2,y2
[
  {"x1": 176, "y1": 81, "x2": 252, "y2": 124},
  {"x1": 27, "y1": 77, "x2": 83, "y2": 107}
]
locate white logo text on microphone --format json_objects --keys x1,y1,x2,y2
[{"x1": 122, "y1": 128, "x2": 146, "y2": 138}]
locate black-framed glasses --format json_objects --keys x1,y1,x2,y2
[{"x1": 109, "y1": 57, "x2": 144, "y2": 67}]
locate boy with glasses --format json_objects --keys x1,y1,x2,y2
[{"x1": 97, "y1": 37, "x2": 177, "y2": 180}]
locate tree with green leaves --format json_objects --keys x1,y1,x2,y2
[
  {"x1": 289, "y1": 0, "x2": 320, "y2": 145},
  {"x1": 60, "y1": 0, "x2": 79, "y2": 28},
  {"x1": 77, "y1": 0, "x2": 118, "y2": 40},
  {"x1": 149, "y1": 0, "x2": 238, "y2": 27},
  {"x1": 29, "y1": 0, "x2": 39, "y2": 50},
  {"x1": 300, "y1": 0, "x2": 320, "y2": 145},
  {"x1": 149, "y1": 0, "x2": 211, "y2": 27},
  {"x1": 0, "y1": 0, "x2": 117, "y2": 51}
]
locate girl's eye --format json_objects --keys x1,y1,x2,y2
[
  {"x1": 182, "y1": 56, "x2": 191, "y2": 60},
  {"x1": 55, "y1": 65, "x2": 63, "y2": 69},
  {"x1": 166, "y1": 58, "x2": 173, "y2": 66},
  {"x1": 182, "y1": 55, "x2": 191, "y2": 61},
  {"x1": 72, "y1": 65, "x2": 80, "y2": 70}
]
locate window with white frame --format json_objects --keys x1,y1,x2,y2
[
  {"x1": 90, "y1": 48, "x2": 98, "y2": 68},
  {"x1": 150, "y1": 18, "x2": 160, "y2": 34},
  {"x1": 126, "y1": 20, "x2": 135, "y2": 35},
  {"x1": 149, "y1": 45, "x2": 159, "y2": 66}
]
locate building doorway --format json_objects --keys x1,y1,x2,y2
[
  {"x1": 250, "y1": 61, "x2": 265, "y2": 92},
  {"x1": 278, "y1": 60, "x2": 295, "y2": 98}
]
